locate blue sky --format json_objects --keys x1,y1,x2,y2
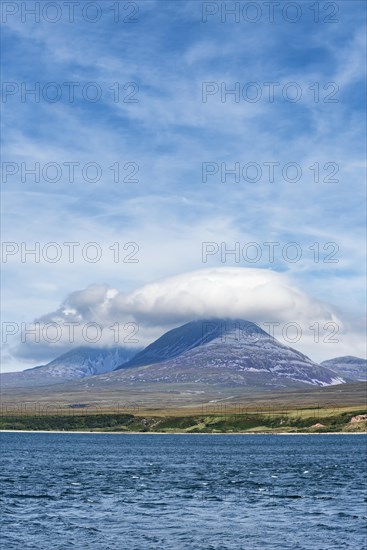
[{"x1": 1, "y1": 0, "x2": 366, "y2": 369}]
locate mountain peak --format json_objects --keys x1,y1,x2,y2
[
  {"x1": 110, "y1": 318, "x2": 345, "y2": 388},
  {"x1": 115, "y1": 318, "x2": 269, "y2": 371},
  {"x1": 321, "y1": 356, "x2": 367, "y2": 382}
]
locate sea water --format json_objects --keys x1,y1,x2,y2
[{"x1": 1, "y1": 433, "x2": 366, "y2": 549}]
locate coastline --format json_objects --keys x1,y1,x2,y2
[{"x1": 1, "y1": 429, "x2": 366, "y2": 435}]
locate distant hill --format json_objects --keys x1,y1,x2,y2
[
  {"x1": 321, "y1": 356, "x2": 367, "y2": 382},
  {"x1": 1, "y1": 346, "x2": 140, "y2": 388},
  {"x1": 107, "y1": 319, "x2": 345, "y2": 389},
  {"x1": 2, "y1": 320, "x2": 352, "y2": 393}
]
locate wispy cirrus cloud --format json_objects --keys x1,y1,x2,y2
[{"x1": 1, "y1": 1, "x2": 366, "y2": 370}]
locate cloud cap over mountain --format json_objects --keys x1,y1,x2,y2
[
  {"x1": 5, "y1": 267, "x2": 360, "y2": 369},
  {"x1": 111, "y1": 267, "x2": 338, "y2": 325}
]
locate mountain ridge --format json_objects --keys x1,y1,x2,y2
[
  {"x1": 3, "y1": 319, "x2": 359, "y2": 391},
  {"x1": 1, "y1": 346, "x2": 140, "y2": 388},
  {"x1": 103, "y1": 318, "x2": 345, "y2": 389},
  {"x1": 115, "y1": 319, "x2": 268, "y2": 370},
  {"x1": 321, "y1": 356, "x2": 367, "y2": 382}
]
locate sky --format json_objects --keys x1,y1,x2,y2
[{"x1": 1, "y1": 0, "x2": 366, "y2": 371}]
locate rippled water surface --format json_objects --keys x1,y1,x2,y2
[{"x1": 1, "y1": 433, "x2": 366, "y2": 549}]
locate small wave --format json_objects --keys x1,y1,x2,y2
[
  {"x1": 9, "y1": 493, "x2": 56, "y2": 500},
  {"x1": 272, "y1": 494, "x2": 303, "y2": 499}
]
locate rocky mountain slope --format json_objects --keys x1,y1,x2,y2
[
  {"x1": 2, "y1": 320, "x2": 351, "y2": 392},
  {"x1": 115, "y1": 319, "x2": 236, "y2": 370},
  {"x1": 321, "y1": 356, "x2": 367, "y2": 382},
  {"x1": 1, "y1": 346, "x2": 139, "y2": 388},
  {"x1": 105, "y1": 319, "x2": 345, "y2": 389}
]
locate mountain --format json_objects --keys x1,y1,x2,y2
[
  {"x1": 2, "y1": 321, "x2": 351, "y2": 393},
  {"x1": 1, "y1": 346, "x2": 140, "y2": 388},
  {"x1": 115, "y1": 319, "x2": 230, "y2": 370},
  {"x1": 321, "y1": 356, "x2": 367, "y2": 382},
  {"x1": 108, "y1": 319, "x2": 345, "y2": 389}
]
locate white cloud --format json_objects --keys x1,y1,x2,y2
[
  {"x1": 5, "y1": 267, "x2": 366, "y2": 371},
  {"x1": 2, "y1": 4, "x2": 366, "y2": 370},
  {"x1": 112, "y1": 267, "x2": 337, "y2": 324}
]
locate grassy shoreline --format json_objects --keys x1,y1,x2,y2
[
  {"x1": 1, "y1": 429, "x2": 367, "y2": 435},
  {"x1": 1, "y1": 409, "x2": 366, "y2": 434}
]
